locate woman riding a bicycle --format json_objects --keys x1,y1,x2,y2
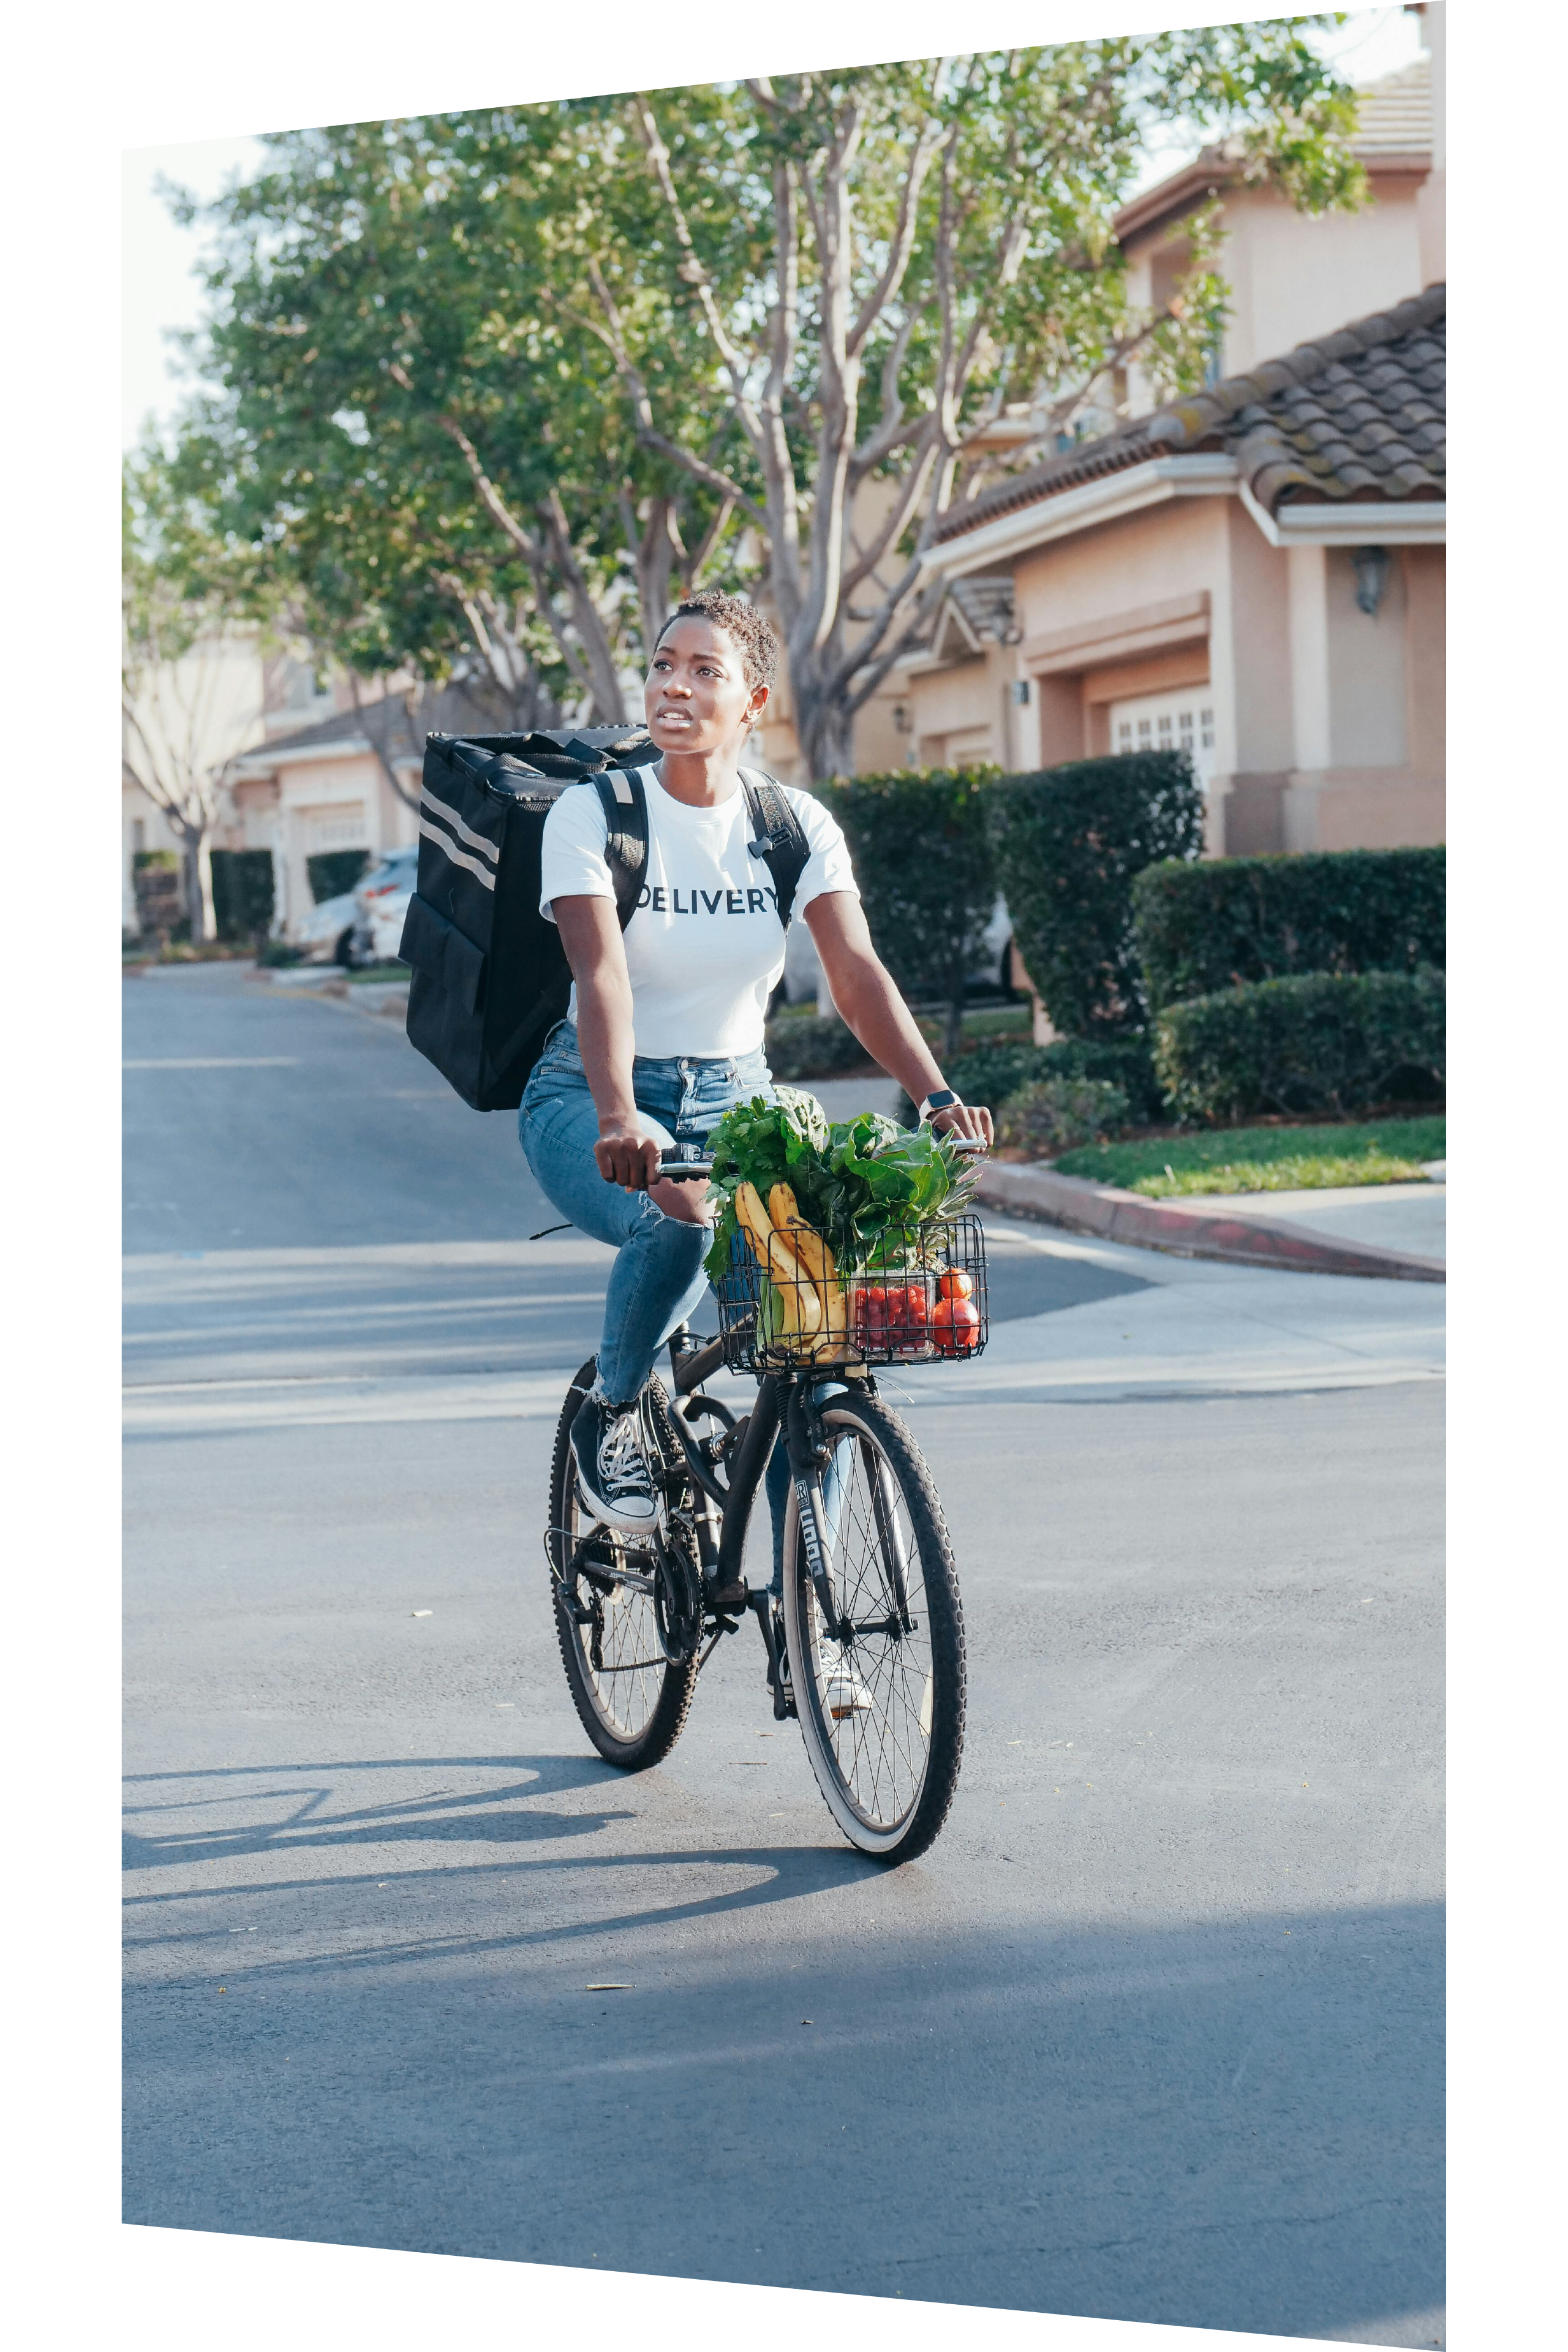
[{"x1": 521, "y1": 588, "x2": 993, "y2": 1537}]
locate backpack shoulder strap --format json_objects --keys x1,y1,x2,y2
[
  {"x1": 741, "y1": 769, "x2": 811, "y2": 927},
  {"x1": 591, "y1": 767, "x2": 649, "y2": 932}
]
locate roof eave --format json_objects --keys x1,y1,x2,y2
[
  {"x1": 1238, "y1": 478, "x2": 1446, "y2": 546},
  {"x1": 922, "y1": 454, "x2": 1238, "y2": 576}
]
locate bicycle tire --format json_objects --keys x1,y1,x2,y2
[
  {"x1": 546, "y1": 1359, "x2": 699, "y2": 1771},
  {"x1": 781, "y1": 1390, "x2": 966, "y2": 1862}
]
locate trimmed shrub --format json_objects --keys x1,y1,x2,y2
[
  {"x1": 819, "y1": 768, "x2": 998, "y2": 1057},
  {"x1": 210, "y1": 848, "x2": 276, "y2": 941},
  {"x1": 1133, "y1": 845, "x2": 1447, "y2": 1012},
  {"x1": 764, "y1": 1013, "x2": 875, "y2": 1082},
  {"x1": 895, "y1": 1035, "x2": 1165, "y2": 1129},
  {"x1": 987, "y1": 751, "x2": 1204, "y2": 1040},
  {"x1": 1155, "y1": 967, "x2": 1446, "y2": 1124},
  {"x1": 996, "y1": 1078, "x2": 1129, "y2": 1158},
  {"x1": 306, "y1": 848, "x2": 370, "y2": 905}
]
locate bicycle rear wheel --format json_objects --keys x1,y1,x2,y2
[
  {"x1": 781, "y1": 1389, "x2": 966, "y2": 1862},
  {"x1": 546, "y1": 1359, "x2": 698, "y2": 1770}
]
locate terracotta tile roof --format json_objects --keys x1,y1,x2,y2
[
  {"x1": 932, "y1": 282, "x2": 1444, "y2": 546},
  {"x1": 252, "y1": 680, "x2": 520, "y2": 760}
]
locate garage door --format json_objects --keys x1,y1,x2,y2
[{"x1": 1109, "y1": 691, "x2": 1216, "y2": 788}]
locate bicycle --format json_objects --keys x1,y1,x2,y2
[{"x1": 544, "y1": 1146, "x2": 988, "y2": 1864}]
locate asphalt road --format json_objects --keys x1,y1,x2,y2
[{"x1": 123, "y1": 963, "x2": 1445, "y2": 2346}]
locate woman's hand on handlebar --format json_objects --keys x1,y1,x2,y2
[
  {"x1": 931, "y1": 1100, "x2": 994, "y2": 1152},
  {"x1": 594, "y1": 1118, "x2": 663, "y2": 1194}
]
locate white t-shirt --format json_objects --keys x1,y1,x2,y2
[{"x1": 538, "y1": 765, "x2": 858, "y2": 1058}]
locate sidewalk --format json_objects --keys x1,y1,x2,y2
[{"x1": 979, "y1": 1158, "x2": 1445, "y2": 1282}]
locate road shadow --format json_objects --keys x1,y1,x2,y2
[{"x1": 121, "y1": 1751, "x2": 1442, "y2": 2342}]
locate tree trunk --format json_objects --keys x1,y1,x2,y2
[
  {"x1": 186, "y1": 830, "x2": 217, "y2": 944},
  {"x1": 943, "y1": 992, "x2": 967, "y2": 1063},
  {"x1": 791, "y1": 653, "x2": 858, "y2": 784}
]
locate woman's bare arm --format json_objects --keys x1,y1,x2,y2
[{"x1": 804, "y1": 892, "x2": 995, "y2": 1148}]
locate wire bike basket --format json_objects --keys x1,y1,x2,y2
[{"x1": 715, "y1": 1212, "x2": 989, "y2": 1376}]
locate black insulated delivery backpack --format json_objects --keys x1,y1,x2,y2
[{"x1": 400, "y1": 726, "x2": 810, "y2": 1112}]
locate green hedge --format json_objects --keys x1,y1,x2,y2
[
  {"x1": 1132, "y1": 846, "x2": 1446, "y2": 1012},
  {"x1": 306, "y1": 849, "x2": 370, "y2": 906},
  {"x1": 988, "y1": 751, "x2": 1204, "y2": 1040},
  {"x1": 820, "y1": 768, "x2": 998, "y2": 1057},
  {"x1": 1155, "y1": 967, "x2": 1446, "y2": 1124},
  {"x1": 210, "y1": 848, "x2": 276, "y2": 941},
  {"x1": 895, "y1": 1035, "x2": 1166, "y2": 1128}
]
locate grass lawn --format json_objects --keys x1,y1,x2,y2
[
  {"x1": 348, "y1": 963, "x2": 410, "y2": 984},
  {"x1": 1053, "y1": 1115, "x2": 1446, "y2": 1197},
  {"x1": 910, "y1": 1003, "x2": 1031, "y2": 1047}
]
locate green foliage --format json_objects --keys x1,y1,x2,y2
[
  {"x1": 132, "y1": 850, "x2": 180, "y2": 873},
  {"x1": 209, "y1": 849, "x2": 275, "y2": 941},
  {"x1": 895, "y1": 1035, "x2": 1166, "y2": 1129},
  {"x1": 255, "y1": 938, "x2": 303, "y2": 968},
  {"x1": 996, "y1": 1078, "x2": 1129, "y2": 1158},
  {"x1": 1132, "y1": 846, "x2": 1447, "y2": 1011},
  {"x1": 820, "y1": 769, "x2": 998, "y2": 1054},
  {"x1": 764, "y1": 1014, "x2": 875, "y2": 1082},
  {"x1": 1155, "y1": 969, "x2": 1446, "y2": 1125},
  {"x1": 162, "y1": 30, "x2": 1363, "y2": 761},
  {"x1": 704, "y1": 1090, "x2": 978, "y2": 1281},
  {"x1": 987, "y1": 752, "x2": 1205, "y2": 1039},
  {"x1": 1056, "y1": 1114, "x2": 1447, "y2": 1192},
  {"x1": 306, "y1": 851, "x2": 369, "y2": 906}
]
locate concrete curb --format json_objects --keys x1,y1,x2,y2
[
  {"x1": 252, "y1": 972, "x2": 410, "y2": 1021},
  {"x1": 977, "y1": 1161, "x2": 1446, "y2": 1284}
]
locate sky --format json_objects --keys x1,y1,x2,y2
[{"x1": 121, "y1": 6, "x2": 1425, "y2": 451}]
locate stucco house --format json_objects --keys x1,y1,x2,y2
[
  {"x1": 889, "y1": 37, "x2": 1446, "y2": 859},
  {"x1": 224, "y1": 678, "x2": 519, "y2": 940}
]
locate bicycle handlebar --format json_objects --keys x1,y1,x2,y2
[{"x1": 655, "y1": 1132, "x2": 987, "y2": 1183}]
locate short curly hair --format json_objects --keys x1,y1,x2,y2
[{"x1": 654, "y1": 590, "x2": 780, "y2": 694}]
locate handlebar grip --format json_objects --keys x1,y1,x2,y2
[{"x1": 657, "y1": 1152, "x2": 715, "y2": 1180}]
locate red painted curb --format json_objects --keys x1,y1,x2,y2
[{"x1": 978, "y1": 1162, "x2": 1445, "y2": 1283}]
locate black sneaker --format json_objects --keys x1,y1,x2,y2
[{"x1": 570, "y1": 1391, "x2": 659, "y2": 1532}]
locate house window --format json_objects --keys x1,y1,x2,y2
[{"x1": 1108, "y1": 688, "x2": 1217, "y2": 788}]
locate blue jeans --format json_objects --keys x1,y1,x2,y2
[
  {"x1": 519, "y1": 1019, "x2": 773, "y2": 1402},
  {"x1": 519, "y1": 1022, "x2": 842, "y2": 1594}
]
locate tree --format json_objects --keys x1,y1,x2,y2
[
  {"x1": 573, "y1": 29, "x2": 1363, "y2": 774},
  {"x1": 168, "y1": 29, "x2": 1362, "y2": 769},
  {"x1": 122, "y1": 450, "x2": 268, "y2": 943},
  {"x1": 168, "y1": 110, "x2": 740, "y2": 723}
]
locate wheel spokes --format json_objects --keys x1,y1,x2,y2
[
  {"x1": 801, "y1": 1425, "x2": 933, "y2": 1830},
  {"x1": 567, "y1": 1488, "x2": 668, "y2": 1739}
]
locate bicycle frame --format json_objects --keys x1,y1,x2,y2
[{"x1": 665, "y1": 1329, "x2": 861, "y2": 1645}]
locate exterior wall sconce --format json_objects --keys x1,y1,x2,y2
[
  {"x1": 892, "y1": 701, "x2": 913, "y2": 734},
  {"x1": 1352, "y1": 545, "x2": 1391, "y2": 617},
  {"x1": 1009, "y1": 679, "x2": 1031, "y2": 706}
]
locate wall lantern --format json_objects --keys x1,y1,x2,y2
[
  {"x1": 1352, "y1": 545, "x2": 1390, "y2": 617},
  {"x1": 892, "y1": 701, "x2": 913, "y2": 734},
  {"x1": 1009, "y1": 679, "x2": 1031, "y2": 706}
]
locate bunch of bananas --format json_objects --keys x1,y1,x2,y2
[{"x1": 734, "y1": 1181, "x2": 851, "y2": 1362}]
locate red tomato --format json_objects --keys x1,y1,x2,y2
[
  {"x1": 938, "y1": 1269, "x2": 974, "y2": 1302},
  {"x1": 933, "y1": 1297, "x2": 981, "y2": 1357}
]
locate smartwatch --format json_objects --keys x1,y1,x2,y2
[{"x1": 919, "y1": 1088, "x2": 962, "y2": 1122}]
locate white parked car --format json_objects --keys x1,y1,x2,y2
[
  {"x1": 350, "y1": 846, "x2": 419, "y2": 966},
  {"x1": 293, "y1": 889, "x2": 360, "y2": 965}
]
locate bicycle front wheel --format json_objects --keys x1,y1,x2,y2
[
  {"x1": 546, "y1": 1359, "x2": 698, "y2": 1770},
  {"x1": 781, "y1": 1389, "x2": 967, "y2": 1862}
]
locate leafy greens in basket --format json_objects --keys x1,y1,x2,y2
[{"x1": 702, "y1": 1087, "x2": 979, "y2": 1286}]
